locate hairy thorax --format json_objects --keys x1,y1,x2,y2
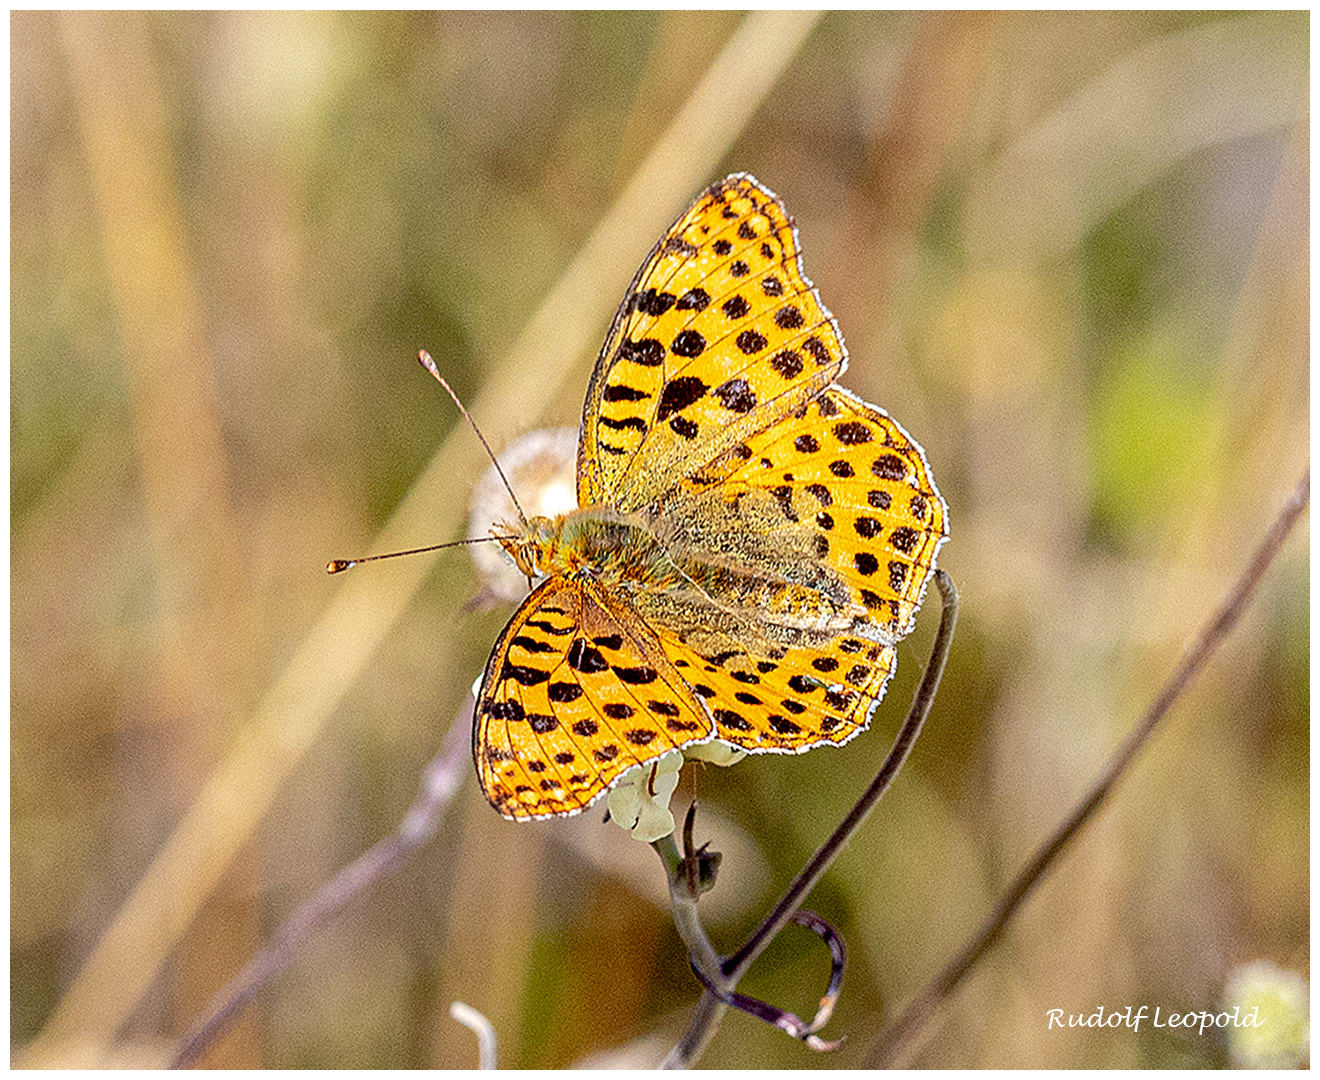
[{"x1": 497, "y1": 506, "x2": 862, "y2": 641}]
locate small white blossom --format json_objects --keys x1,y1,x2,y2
[
  {"x1": 607, "y1": 751, "x2": 684, "y2": 842},
  {"x1": 1223, "y1": 959, "x2": 1308, "y2": 1069},
  {"x1": 684, "y1": 741, "x2": 748, "y2": 768},
  {"x1": 468, "y1": 427, "x2": 578, "y2": 601}
]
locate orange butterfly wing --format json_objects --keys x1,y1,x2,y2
[
  {"x1": 579, "y1": 173, "x2": 845, "y2": 511},
  {"x1": 474, "y1": 578, "x2": 713, "y2": 818},
  {"x1": 473, "y1": 173, "x2": 947, "y2": 817}
]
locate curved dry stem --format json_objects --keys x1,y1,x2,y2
[
  {"x1": 660, "y1": 570, "x2": 960, "y2": 1068},
  {"x1": 690, "y1": 910, "x2": 846, "y2": 1052},
  {"x1": 726, "y1": 570, "x2": 959, "y2": 983},
  {"x1": 866, "y1": 469, "x2": 1309, "y2": 1068},
  {"x1": 171, "y1": 707, "x2": 473, "y2": 1068},
  {"x1": 449, "y1": 1001, "x2": 499, "y2": 1070}
]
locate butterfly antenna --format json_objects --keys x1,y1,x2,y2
[
  {"x1": 418, "y1": 349, "x2": 530, "y2": 527},
  {"x1": 327, "y1": 534, "x2": 516, "y2": 575}
]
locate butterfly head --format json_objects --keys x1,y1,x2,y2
[{"x1": 495, "y1": 515, "x2": 557, "y2": 580}]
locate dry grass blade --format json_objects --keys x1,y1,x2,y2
[
  {"x1": 169, "y1": 707, "x2": 471, "y2": 1068},
  {"x1": 26, "y1": 10, "x2": 823, "y2": 1065}
]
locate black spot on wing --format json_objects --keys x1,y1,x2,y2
[
  {"x1": 603, "y1": 384, "x2": 650, "y2": 403},
  {"x1": 502, "y1": 662, "x2": 549, "y2": 686},
  {"x1": 677, "y1": 287, "x2": 710, "y2": 311},
  {"x1": 670, "y1": 330, "x2": 707, "y2": 358},
  {"x1": 657, "y1": 376, "x2": 708, "y2": 420},
  {"x1": 566, "y1": 639, "x2": 609, "y2": 674},
  {"x1": 617, "y1": 337, "x2": 665, "y2": 367},
  {"x1": 714, "y1": 378, "x2": 756, "y2": 413}
]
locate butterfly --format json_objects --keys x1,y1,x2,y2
[{"x1": 473, "y1": 173, "x2": 947, "y2": 820}]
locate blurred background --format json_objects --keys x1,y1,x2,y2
[{"x1": 12, "y1": 11, "x2": 1307, "y2": 1068}]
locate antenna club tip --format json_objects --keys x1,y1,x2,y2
[
  {"x1": 327, "y1": 559, "x2": 355, "y2": 575},
  {"x1": 418, "y1": 349, "x2": 439, "y2": 377}
]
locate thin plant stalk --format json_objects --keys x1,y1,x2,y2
[
  {"x1": 171, "y1": 709, "x2": 472, "y2": 1068},
  {"x1": 866, "y1": 469, "x2": 1309, "y2": 1067},
  {"x1": 658, "y1": 570, "x2": 960, "y2": 1067}
]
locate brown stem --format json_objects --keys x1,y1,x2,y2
[{"x1": 866, "y1": 469, "x2": 1309, "y2": 1068}]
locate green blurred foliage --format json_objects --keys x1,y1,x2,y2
[{"x1": 12, "y1": 10, "x2": 1307, "y2": 1068}]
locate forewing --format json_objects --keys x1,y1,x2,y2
[
  {"x1": 579, "y1": 173, "x2": 846, "y2": 511},
  {"x1": 474, "y1": 578, "x2": 713, "y2": 819}
]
